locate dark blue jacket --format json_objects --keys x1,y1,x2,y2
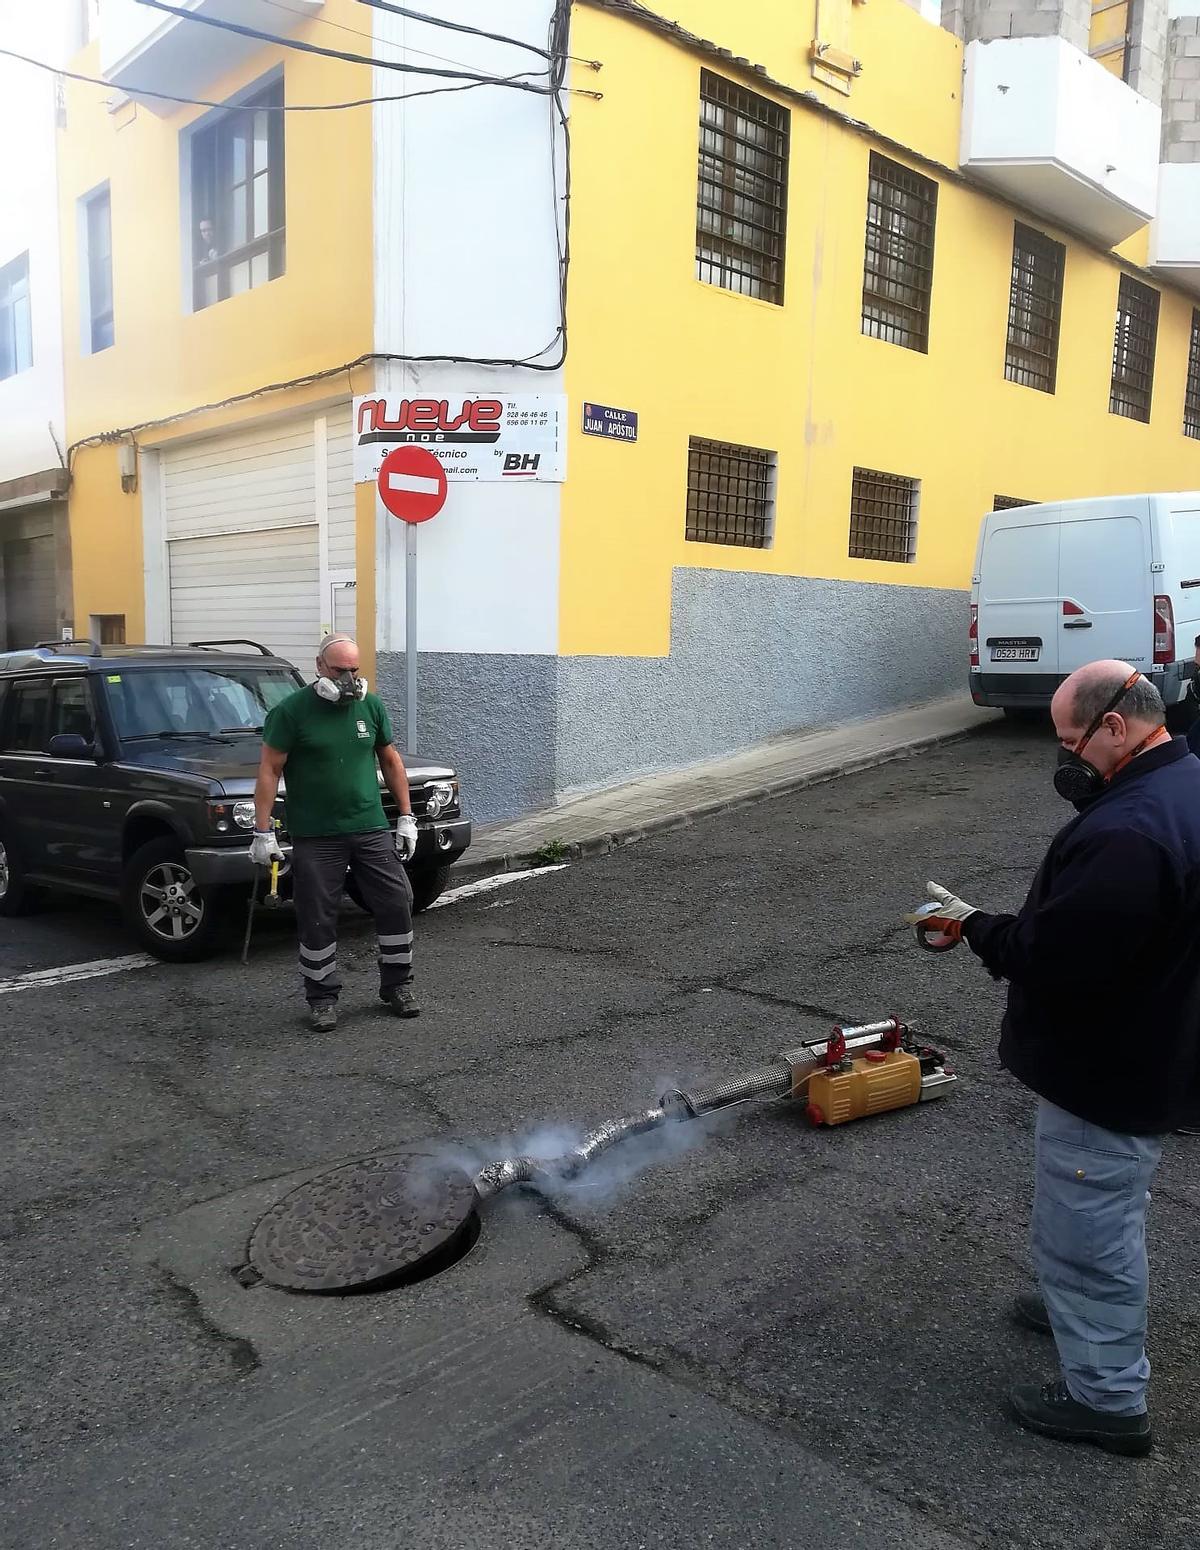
[{"x1": 963, "y1": 738, "x2": 1200, "y2": 1133}]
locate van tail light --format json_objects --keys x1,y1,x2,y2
[
  {"x1": 969, "y1": 604, "x2": 979, "y2": 668},
  {"x1": 1154, "y1": 595, "x2": 1175, "y2": 666}
]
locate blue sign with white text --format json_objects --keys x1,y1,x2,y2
[{"x1": 582, "y1": 401, "x2": 638, "y2": 442}]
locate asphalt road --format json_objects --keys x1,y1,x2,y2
[{"x1": 3, "y1": 719, "x2": 1198, "y2": 1550}]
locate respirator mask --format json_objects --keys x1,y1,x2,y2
[
  {"x1": 314, "y1": 669, "x2": 368, "y2": 703},
  {"x1": 1052, "y1": 671, "x2": 1153, "y2": 806}
]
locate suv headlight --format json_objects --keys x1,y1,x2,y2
[
  {"x1": 208, "y1": 800, "x2": 258, "y2": 835},
  {"x1": 425, "y1": 780, "x2": 458, "y2": 818}
]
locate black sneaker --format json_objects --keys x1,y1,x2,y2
[
  {"x1": 1010, "y1": 1379, "x2": 1153, "y2": 1457},
  {"x1": 1013, "y1": 1290, "x2": 1053, "y2": 1335},
  {"x1": 309, "y1": 1003, "x2": 338, "y2": 1033},
  {"x1": 381, "y1": 984, "x2": 420, "y2": 1018}
]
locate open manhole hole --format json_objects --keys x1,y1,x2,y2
[{"x1": 248, "y1": 1148, "x2": 480, "y2": 1293}]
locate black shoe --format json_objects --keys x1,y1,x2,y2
[
  {"x1": 1013, "y1": 1290, "x2": 1053, "y2": 1335},
  {"x1": 309, "y1": 1003, "x2": 338, "y2": 1032},
  {"x1": 1010, "y1": 1379, "x2": 1153, "y2": 1457},
  {"x1": 381, "y1": 984, "x2": 420, "y2": 1018}
]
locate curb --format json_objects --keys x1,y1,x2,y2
[{"x1": 448, "y1": 718, "x2": 987, "y2": 887}]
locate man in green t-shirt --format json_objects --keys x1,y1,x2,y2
[{"x1": 252, "y1": 633, "x2": 420, "y2": 1032}]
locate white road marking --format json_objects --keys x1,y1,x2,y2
[
  {"x1": 0, "y1": 866, "x2": 567, "y2": 993},
  {"x1": 426, "y1": 864, "x2": 568, "y2": 910},
  {"x1": 0, "y1": 953, "x2": 156, "y2": 995}
]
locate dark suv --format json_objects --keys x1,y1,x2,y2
[{"x1": 0, "y1": 640, "x2": 471, "y2": 960}]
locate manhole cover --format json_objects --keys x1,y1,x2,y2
[{"x1": 248, "y1": 1149, "x2": 479, "y2": 1292}]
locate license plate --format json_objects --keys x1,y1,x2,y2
[{"x1": 991, "y1": 646, "x2": 1040, "y2": 662}]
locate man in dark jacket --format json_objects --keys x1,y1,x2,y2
[{"x1": 907, "y1": 659, "x2": 1200, "y2": 1457}]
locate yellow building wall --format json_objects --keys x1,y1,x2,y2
[
  {"x1": 57, "y1": 3, "x2": 374, "y2": 634},
  {"x1": 561, "y1": 0, "x2": 1200, "y2": 658}
]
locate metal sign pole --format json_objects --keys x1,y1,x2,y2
[{"x1": 405, "y1": 519, "x2": 418, "y2": 756}]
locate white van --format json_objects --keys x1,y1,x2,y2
[{"x1": 969, "y1": 493, "x2": 1200, "y2": 712}]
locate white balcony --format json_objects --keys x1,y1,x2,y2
[
  {"x1": 100, "y1": 0, "x2": 324, "y2": 115},
  {"x1": 1149, "y1": 164, "x2": 1200, "y2": 295},
  {"x1": 960, "y1": 37, "x2": 1160, "y2": 249}
]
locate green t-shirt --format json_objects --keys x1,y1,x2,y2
[{"x1": 263, "y1": 686, "x2": 393, "y2": 839}]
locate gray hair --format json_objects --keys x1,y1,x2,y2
[
  {"x1": 1073, "y1": 670, "x2": 1165, "y2": 730},
  {"x1": 317, "y1": 633, "x2": 355, "y2": 658}
]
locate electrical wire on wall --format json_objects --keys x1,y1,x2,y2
[{"x1": 61, "y1": 0, "x2": 589, "y2": 465}]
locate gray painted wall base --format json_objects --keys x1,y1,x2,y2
[{"x1": 377, "y1": 569, "x2": 966, "y2": 825}]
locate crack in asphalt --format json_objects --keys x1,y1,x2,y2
[{"x1": 152, "y1": 1262, "x2": 260, "y2": 1377}]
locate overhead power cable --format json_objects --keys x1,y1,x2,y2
[
  {"x1": 257, "y1": 0, "x2": 496, "y2": 74},
  {"x1": 355, "y1": 0, "x2": 553, "y2": 61},
  {"x1": 0, "y1": 44, "x2": 545, "y2": 113},
  {"x1": 133, "y1": 0, "x2": 553, "y2": 93}
]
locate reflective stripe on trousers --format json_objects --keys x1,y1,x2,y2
[{"x1": 1032, "y1": 1098, "x2": 1163, "y2": 1417}]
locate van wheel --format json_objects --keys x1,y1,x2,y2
[
  {"x1": 0, "y1": 830, "x2": 39, "y2": 917},
  {"x1": 121, "y1": 838, "x2": 226, "y2": 962}
]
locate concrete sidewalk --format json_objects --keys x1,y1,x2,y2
[{"x1": 459, "y1": 696, "x2": 999, "y2": 879}]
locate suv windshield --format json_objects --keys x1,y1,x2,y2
[{"x1": 106, "y1": 666, "x2": 300, "y2": 741}]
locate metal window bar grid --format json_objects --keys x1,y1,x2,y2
[
  {"x1": 685, "y1": 438, "x2": 774, "y2": 549},
  {"x1": 696, "y1": 70, "x2": 789, "y2": 305},
  {"x1": 1109, "y1": 274, "x2": 1159, "y2": 423},
  {"x1": 1004, "y1": 224, "x2": 1063, "y2": 394},
  {"x1": 993, "y1": 495, "x2": 1036, "y2": 511},
  {"x1": 849, "y1": 467, "x2": 919, "y2": 563},
  {"x1": 1185, "y1": 311, "x2": 1200, "y2": 442},
  {"x1": 861, "y1": 152, "x2": 937, "y2": 352}
]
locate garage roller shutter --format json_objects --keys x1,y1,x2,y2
[
  {"x1": 168, "y1": 527, "x2": 320, "y2": 672},
  {"x1": 163, "y1": 419, "x2": 318, "y2": 540}
]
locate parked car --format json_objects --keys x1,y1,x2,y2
[
  {"x1": 0, "y1": 639, "x2": 471, "y2": 960},
  {"x1": 970, "y1": 492, "x2": 1200, "y2": 713}
]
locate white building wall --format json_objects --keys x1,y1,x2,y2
[
  {"x1": 370, "y1": 0, "x2": 566, "y2": 660},
  {"x1": 0, "y1": 0, "x2": 70, "y2": 485}
]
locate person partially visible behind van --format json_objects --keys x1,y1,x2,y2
[{"x1": 1187, "y1": 636, "x2": 1200, "y2": 758}]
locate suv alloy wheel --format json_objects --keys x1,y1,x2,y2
[{"x1": 121, "y1": 837, "x2": 227, "y2": 962}]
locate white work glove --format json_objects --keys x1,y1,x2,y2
[
  {"x1": 903, "y1": 882, "x2": 979, "y2": 949},
  {"x1": 249, "y1": 829, "x2": 284, "y2": 868},
  {"x1": 394, "y1": 814, "x2": 419, "y2": 862}
]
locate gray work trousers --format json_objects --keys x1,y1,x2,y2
[
  {"x1": 1032, "y1": 1099, "x2": 1163, "y2": 1416},
  {"x1": 291, "y1": 830, "x2": 414, "y2": 1006}
]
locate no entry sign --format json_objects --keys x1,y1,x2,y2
[{"x1": 377, "y1": 445, "x2": 447, "y2": 525}]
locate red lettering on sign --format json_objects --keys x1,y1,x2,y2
[{"x1": 357, "y1": 397, "x2": 505, "y2": 436}]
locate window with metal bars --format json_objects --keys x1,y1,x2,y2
[
  {"x1": 1185, "y1": 311, "x2": 1200, "y2": 442},
  {"x1": 861, "y1": 153, "x2": 937, "y2": 352},
  {"x1": 1004, "y1": 224, "x2": 1063, "y2": 394},
  {"x1": 685, "y1": 437, "x2": 775, "y2": 549},
  {"x1": 1109, "y1": 275, "x2": 1159, "y2": 423},
  {"x1": 696, "y1": 70, "x2": 789, "y2": 305},
  {"x1": 849, "y1": 468, "x2": 920, "y2": 563},
  {"x1": 993, "y1": 495, "x2": 1037, "y2": 511}
]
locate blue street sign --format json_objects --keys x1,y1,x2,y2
[{"x1": 582, "y1": 401, "x2": 638, "y2": 442}]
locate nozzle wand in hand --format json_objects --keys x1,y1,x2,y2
[{"x1": 904, "y1": 882, "x2": 979, "y2": 953}]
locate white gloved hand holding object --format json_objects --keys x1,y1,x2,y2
[
  {"x1": 903, "y1": 881, "x2": 979, "y2": 951},
  {"x1": 394, "y1": 814, "x2": 419, "y2": 862},
  {"x1": 249, "y1": 829, "x2": 284, "y2": 868}
]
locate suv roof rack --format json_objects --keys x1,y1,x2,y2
[
  {"x1": 188, "y1": 639, "x2": 274, "y2": 657},
  {"x1": 34, "y1": 639, "x2": 102, "y2": 655}
]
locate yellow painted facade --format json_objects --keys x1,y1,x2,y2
[
  {"x1": 57, "y1": 5, "x2": 374, "y2": 643},
  {"x1": 559, "y1": 0, "x2": 1200, "y2": 658}
]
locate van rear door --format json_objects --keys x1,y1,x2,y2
[
  {"x1": 977, "y1": 506, "x2": 1060, "y2": 684},
  {"x1": 1162, "y1": 499, "x2": 1200, "y2": 664},
  {"x1": 1057, "y1": 499, "x2": 1153, "y2": 676}
]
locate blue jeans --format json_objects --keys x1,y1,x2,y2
[{"x1": 1032, "y1": 1099, "x2": 1162, "y2": 1416}]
